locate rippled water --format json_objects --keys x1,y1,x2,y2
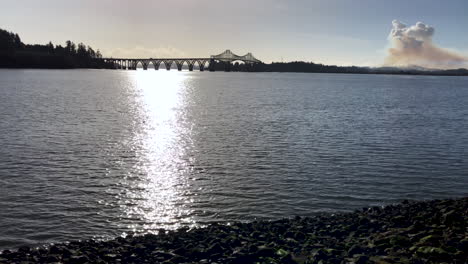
[{"x1": 0, "y1": 69, "x2": 467, "y2": 248}]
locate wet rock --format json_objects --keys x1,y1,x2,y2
[
  {"x1": 18, "y1": 246, "x2": 30, "y2": 253},
  {"x1": 390, "y1": 235, "x2": 411, "y2": 248},
  {"x1": 355, "y1": 254, "x2": 370, "y2": 264},
  {"x1": 46, "y1": 255, "x2": 60, "y2": 262},
  {"x1": 256, "y1": 245, "x2": 275, "y2": 257},
  {"x1": 442, "y1": 210, "x2": 463, "y2": 226},
  {"x1": 417, "y1": 235, "x2": 442, "y2": 246},
  {"x1": 415, "y1": 246, "x2": 449, "y2": 259},
  {"x1": 347, "y1": 245, "x2": 365, "y2": 256},
  {"x1": 0, "y1": 197, "x2": 465, "y2": 264},
  {"x1": 69, "y1": 255, "x2": 89, "y2": 264}
]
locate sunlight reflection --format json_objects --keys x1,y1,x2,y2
[{"x1": 123, "y1": 71, "x2": 195, "y2": 232}]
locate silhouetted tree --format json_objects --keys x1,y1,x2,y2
[
  {"x1": 46, "y1": 41, "x2": 54, "y2": 54},
  {"x1": 77, "y1": 43, "x2": 87, "y2": 57},
  {"x1": 87, "y1": 46, "x2": 96, "y2": 58}
]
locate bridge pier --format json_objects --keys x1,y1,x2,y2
[
  {"x1": 209, "y1": 58, "x2": 215, "y2": 72},
  {"x1": 129, "y1": 60, "x2": 136, "y2": 70},
  {"x1": 224, "y1": 61, "x2": 231, "y2": 72},
  {"x1": 176, "y1": 60, "x2": 183, "y2": 71},
  {"x1": 164, "y1": 60, "x2": 172, "y2": 70},
  {"x1": 153, "y1": 61, "x2": 161, "y2": 70},
  {"x1": 188, "y1": 60, "x2": 194, "y2": 71}
]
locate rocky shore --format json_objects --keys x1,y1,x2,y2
[{"x1": 1, "y1": 197, "x2": 466, "y2": 263}]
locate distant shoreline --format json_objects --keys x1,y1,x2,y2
[
  {"x1": 1, "y1": 66, "x2": 468, "y2": 77},
  {"x1": 2, "y1": 27, "x2": 468, "y2": 76}
]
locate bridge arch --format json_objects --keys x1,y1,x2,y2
[
  {"x1": 135, "y1": 60, "x2": 149, "y2": 70},
  {"x1": 163, "y1": 60, "x2": 173, "y2": 70},
  {"x1": 135, "y1": 60, "x2": 144, "y2": 69},
  {"x1": 196, "y1": 60, "x2": 208, "y2": 71},
  {"x1": 152, "y1": 60, "x2": 162, "y2": 70},
  {"x1": 147, "y1": 61, "x2": 153, "y2": 68}
]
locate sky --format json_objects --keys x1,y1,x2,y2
[{"x1": 1, "y1": 0, "x2": 468, "y2": 66}]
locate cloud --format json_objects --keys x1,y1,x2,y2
[
  {"x1": 105, "y1": 46, "x2": 187, "y2": 58},
  {"x1": 384, "y1": 20, "x2": 468, "y2": 69}
]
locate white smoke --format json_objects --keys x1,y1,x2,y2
[{"x1": 385, "y1": 20, "x2": 468, "y2": 69}]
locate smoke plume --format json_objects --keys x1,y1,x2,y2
[{"x1": 385, "y1": 20, "x2": 468, "y2": 69}]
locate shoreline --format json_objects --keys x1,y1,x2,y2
[
  {"x1": 0, "y1": 197, "x2": 466, "y2": 263},
  {"x1": 1, "y1": 67, "x2": 468, "y2": 77}
]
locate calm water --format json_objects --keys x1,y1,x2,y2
[{"x1": 0, "y1": 69, "x2": 467, "y2": 248}]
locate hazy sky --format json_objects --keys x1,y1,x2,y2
[{"x1": 2, "y1": 0, "x2": 467, "y2": 65}]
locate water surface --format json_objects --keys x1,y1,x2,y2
[{"x1": 0, "y1": 70, "x2": 467, "y2": 248}]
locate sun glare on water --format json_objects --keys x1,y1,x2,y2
[{"x1": 121, "y1": 70, "x2": 196, "y2": 233}]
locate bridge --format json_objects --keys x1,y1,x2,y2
[{"x1": 101, "y1": 50, "x2": 262, "y2": 71}]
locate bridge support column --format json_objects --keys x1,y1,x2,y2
[
  {"x1": 176, "y1": 60, "x2": 183, "y2": 71},
  {"x1": 224, "y1": 61, "x2": 231, "y2": 72},
  {"x1": 165, "y1": 61, "x2": 172, "y2": 71},
  {"x1": 188, "y1": 61, "x2": 194, "y2": 71},
  {"x1": 209, "y1": 58, "x2": 215, "y2": 72},
  {"x1": 143, "y1": 62, "x2": 148, "y2": 70},
  {"x1": 154, "y1": 61, "x2": 160, "y2": 70}
]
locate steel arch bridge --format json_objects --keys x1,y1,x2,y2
[{"x1": 101, "y1": 50, "x2": 262, "y2": 71}]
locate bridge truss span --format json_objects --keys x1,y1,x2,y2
[{"x1": 101, "y1": 50, "x2": 262, "y2": 72}]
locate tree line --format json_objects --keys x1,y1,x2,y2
[
  {"x1": 210, "y1": 61, "x2": 468, "y2": 76},
  {"x1": 1, "y1": 27, "x2": 467, "y2": 75},
  {"x1": 0, "y1": 28, "x2": 112, "y2": 69}
]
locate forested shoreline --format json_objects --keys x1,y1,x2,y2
[
  {"x1": 1, "y1": 28, "x2": 468, "y2": 76},
  {"x1": 0, "y1": 28, "x2": 112, "y2": 69}
]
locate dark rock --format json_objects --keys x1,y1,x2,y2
[
  {"x1": 417, "y1": 235, "x2": 442, "y2": 246},
  {"x1": 279, "y1": 253, "x2": 297, "y2": 264},
  {"x1": 347, "y1": 245, "x2": 365, "y2": 256},
  {"x1": 442, "y1": 210, "x2": 464, "y2": 226},
  {"x1": 207, "y1": 243, "x2": 224, "y2": 255},
  {"x1": 355, "y1": 255, "x2": 369, "y2": 264},
  {"x1": 18, "y1": 246, "x2": 30, "y2": 253},
  {"x1": 152, "y1": 250, "x2": 175, "y2": 260},
  {"x1": 46, "y1": 255, "x2": 59, "y2": 262},
  {"x1": 69, "y1": 255, "x2": 89, "y2": 264},
  {"x1": 255, "y1": 245, "x2": 275, "y2": 257},
  {"x1": 390, "y1": 235, "x2": 411, "y2": 248},
  {"x1": 230, "y1": 254, "x2": 257, "y2": 264},
  {"x1": 169, "y1": 255, "x2": 186, "y2": 263},
  {"x1": 458, "y1": 238, "x2": 468, "y2": 252}
]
